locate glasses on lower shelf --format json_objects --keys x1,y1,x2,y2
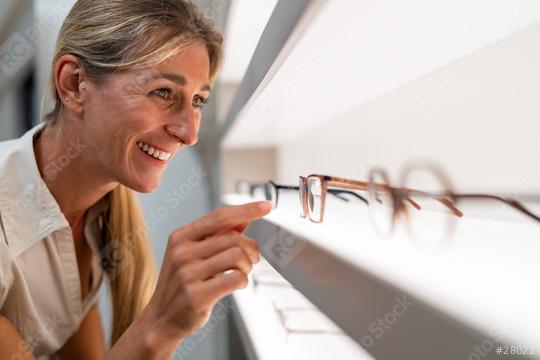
[
  {"x1": 272, "y1": 302, "x2": 344, "y2": 340},
  {"x1": 249, "y1": 264, "x2": 347, "y2": 343},
  {"x1": 300, "y1": 162, "x2": 540, "y2": 244},
  {"x1": 251, "y1": 273, "x2": 294, "y2": 293}
]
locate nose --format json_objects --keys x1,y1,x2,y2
[{"x1": 165, "y1": 107, "x2": 199, "y2": 146}]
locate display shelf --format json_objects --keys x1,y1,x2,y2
[
  {"x1": 223, "y1": 193, "x2": 540, "y2": 360},
  {"x1": 230, "y1": 258, "x2": 372, "y2": 360},
  {"x1": 219, "y1": 0, "x2": 317, "y2": 139},
  {"x1": 221, "y1": 0, "x2": 540, "y2": 148}
]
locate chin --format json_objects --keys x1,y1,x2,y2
[
  {"x1": 124, "y1": 176, "x2": 161, "y2": 193},
  {"x1": 134, "y1": 182, "x2": 160, "y2": 193}
]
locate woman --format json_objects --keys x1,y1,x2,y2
[{"x1": 0, "y1": 0, "x2": 271, "y2": 358}]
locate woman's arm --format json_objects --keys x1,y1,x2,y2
[
  {"x1": 106, "y1": 304, "x2": 182, "y2": 359},
  {"x1": 0, "y1": 315, "x2": 35, "y2": 359},
  {"x1": 57, "y1": 305, "x2": 106, "y2": 360}
]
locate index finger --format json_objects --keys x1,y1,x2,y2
[
  {"x1": 177, "y1": 201, "x2": 272, "y2": 241},
  {"x1": 215, "y1": 221, "x2": 250, "y2": 237}
]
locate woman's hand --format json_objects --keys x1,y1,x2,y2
[{"x1": 142, "y1": 200, "x2": 272, "y2": 348}]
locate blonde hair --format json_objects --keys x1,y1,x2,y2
[{"x1": 42, "y1": 0, "x2": 223, "y2": 345}]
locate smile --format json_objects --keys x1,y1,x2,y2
[{"x1": 137, "y1": 141, "x2": 172, "y2": 161}]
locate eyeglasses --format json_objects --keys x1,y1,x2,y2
[
  {"x1": 251, "y1": 272, "x2": 294, "y2": 293},
  {"x1": 234, "y1": 179, "x2": 266, "y2": 197},
  {"x1": 235, "y1": 179, "x2": 368, "y2": 211},
  {"x1": 250, "y1": 265, "x2": 345, "y2": 342},
  {"x1": 300, "y1": 163, "x2": 540, "y2": 244},
  {"x1": 272, "y1": 302, "x2": 344, "y2": 340},
  {"x1": 299, "y1": 176, "x2": 372, "y2": 221}
]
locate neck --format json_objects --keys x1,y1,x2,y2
[{"x1": 33, "y1": 118, "x2": 118, "y2": 228}]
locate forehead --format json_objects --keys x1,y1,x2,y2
[
  {"x1": 152, "y1": 42, "x2": 210, "y2": 83},
  {"x1": 108, "y1": 42, "x2": 211, "y2": 92}
]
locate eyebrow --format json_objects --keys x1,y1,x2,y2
[{"x1": 156, "y1": 72, "x2": 212, "y2": 92}]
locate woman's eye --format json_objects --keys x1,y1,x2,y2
[
  {"x1": 193, "y1": 96, "x2": 208, "y2": 109},
  {"x1": 153, "y1": 88, "x2": 174, "y2": 101}
]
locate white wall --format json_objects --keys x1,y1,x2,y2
[
  {"x1": 277, "y1": 19, "x2": 540, "y2": 194},
  {"x1": 0, "y1": 1, "x2": 34, "y2": 139}
]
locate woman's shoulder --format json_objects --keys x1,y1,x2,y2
[
  {"x1": 0, "y1": 135, "x2": 23, "y2": 175},
  {"x1": 0, "y1": 124, "x2": 44, "y2": 186},
  {"x1": 0, "y1": 135, "x2": 20, "y2": 304},
  {"x1": 0, "y1": 123, "x2": 58, "y2": 304}
]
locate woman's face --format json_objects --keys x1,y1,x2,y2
[{"x1": 82, "y1": 42, "x2": 211, "y2": 192}]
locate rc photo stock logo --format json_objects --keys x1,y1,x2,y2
[
  {"x1": 262, "y1": 227, "x2": 305, "y2": 269},
  {"x1": 0, "y1": 0, "x2": 74, "y2": 77},
  {"x1": 0, "y1": 33, "x2": 35, "y2": 77},
  {"x1": 91, "y1": 233, "x2": 137, "y2": 282}
]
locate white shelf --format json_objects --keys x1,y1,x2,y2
[
  {"x1": 223, "y1": 193, "x2": 540, "y2": 359},
  {"x1": 231, "y1": 259, "x2": 372, "y2": 360},
  {"x1": 222, "y1": 0, "x2": 540, "y2": 148}
]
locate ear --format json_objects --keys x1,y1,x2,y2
[{"x1": 54, "y1": 54, "x2": 89, "y2": 115}]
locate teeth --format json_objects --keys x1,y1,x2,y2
[{"x1": 137, "y1": 141, "x2": 172, "y2": 161}]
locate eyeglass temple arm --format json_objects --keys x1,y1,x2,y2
[
  {"x1": 402, "y1": 190, "x2": 463, "y2": 217},
  {"x1": 328, "y1": 189, "x2": 368, "y2": 204},
  {"x1": 326, "y1": 177, "x2": 464, "y2": 217},
  {"x1": 276, "y1": 183, "x2": 368, "y2": 204},
  {"x1": 453, "y1": 194, "x2": 540, "y2": 222},
  {"x1": 437, "y1": 197, "x2": 463, "y2": 217},
  {"x1": 276, "y1": 184, "x2": 300, "y2": 191},
  {"x1": 327, "y1": 178, "x2": 422, "y2": 209},
  {"x1": 324, "y1": 176, "x2": 540, "y2": 221}
]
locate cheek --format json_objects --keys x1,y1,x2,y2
[{"x1": 90, "y1": 90, "x2": 151, "y2": 135}]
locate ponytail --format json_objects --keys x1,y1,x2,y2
[{"x1": 104, "y1": 185, "x2": 156, "y2": 345}]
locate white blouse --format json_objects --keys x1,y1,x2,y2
[{"x1": 0, "y1": 123, "x2": 106, "y2": 359}]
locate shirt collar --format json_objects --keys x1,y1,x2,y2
[{"x1": 0, "y1": 123, "x2": 108, "y2": 258}]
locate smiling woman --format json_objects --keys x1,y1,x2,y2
[{"x1": 0, "y1": 1, "x2": 271, "y2": 359}]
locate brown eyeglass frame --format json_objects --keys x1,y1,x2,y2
[
  {"x1": 299, "y1": 176, "x2": 368, "y2": 218},
  {"x1": 300, "y1": 169, "x2": 540, "y2": 226},
  {"x1": 300, "y1": 174, "x2": 376, "y2": 223},
  {"x1": 299, "y1": 174, "x2": 429, "y2": 223}
]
